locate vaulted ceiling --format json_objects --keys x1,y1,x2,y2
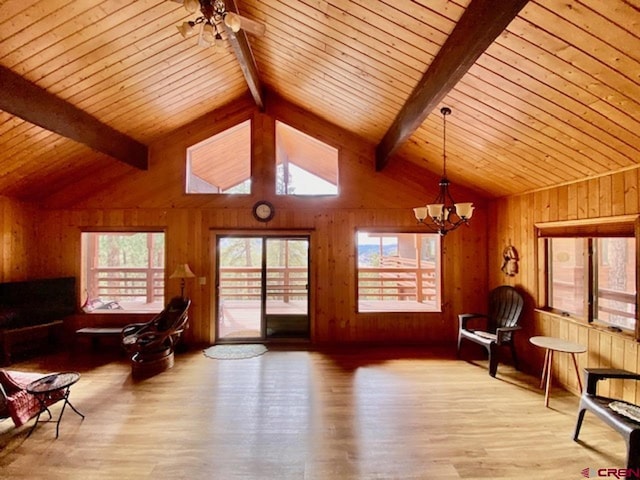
[{"x1": 0, "y1": 0, "x2": 638, "y2": 203}]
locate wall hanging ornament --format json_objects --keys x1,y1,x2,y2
[{"x1": 501, "y1": 244, "x2": 519, "y2": 276}]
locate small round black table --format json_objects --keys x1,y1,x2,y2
[{"x1": 26, "y1": 371, "x2": 84, "y2": 438}]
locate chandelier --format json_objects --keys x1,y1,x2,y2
[
  {"x1": 176, "y1": 0, "x2": 244, "y2": 49},
  {"x1": 413, "y1": 107, "x2": 474, "y2": 236}
]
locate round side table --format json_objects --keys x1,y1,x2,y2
[
  {"x1": 26, "y1": 371, "x2": 84, "y2": 438},
  {"x1": 529, "y1": 336, "x2": 587, "y2": 407}
]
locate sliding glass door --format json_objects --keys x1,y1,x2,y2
[{"x1": 216, "y1": 235, "x2": 309, "y2": 342}]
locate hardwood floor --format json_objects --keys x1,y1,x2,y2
[{"x1": 0, "y1": 345, "x2": 625, "y2": 479}]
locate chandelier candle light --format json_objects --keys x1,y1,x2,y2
[{"x1": 413, "y1": 107, "x2": 474, "y2": 236}]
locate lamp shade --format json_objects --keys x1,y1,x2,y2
[
  {"x1": 201, "y1": 23, "x2": 215, "y2": 44},
  {"x1": 224, "y1": 12, "x2": 242, "y2": 32},
  {"x1": 427, "y1": 203, "x2": 445, "y2": 221},
  {"x1": 413, "y1": 207, "x2": 428, "y2": 221},
  {"x1": 184, "y1": 0, "x2": 200, "y2": 14},
  {"x1": 455, "y1": 203, "x2": 475, "y2": 219},
  {"x1": 170, "y1": 264, "x2": 196, "y2": 279},
  {"x1": 177, "y1": 21, "x2": 196, "y2": 38}
]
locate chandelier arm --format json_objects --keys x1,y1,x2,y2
[{"x1": 417, "y1": 219, "x2": 442, "y2": 234}]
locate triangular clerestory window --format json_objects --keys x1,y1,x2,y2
[
  {"x1": 275, "y1": 121, "x2": 338, "y2": 196},
  {"x1": 186, "y1": 119, "x2": 251, "y2": 194}
]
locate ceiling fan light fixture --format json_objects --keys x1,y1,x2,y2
[
  {"x1": 184, "y1": 0, "x2": 201, "y2": 14},
  {"x1": 176, "y1": 0, "x2": 265, "y2": 47},
  {"x1": 224, "y1": 12, "x2": 242, "y2": 33}
]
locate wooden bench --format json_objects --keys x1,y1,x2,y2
[
  {"x1": 574, "y1": 368, "x2": 640, "y2": 471},
  {"x1": 75, "y1": 327, "x2": 123, "y2": 349}
]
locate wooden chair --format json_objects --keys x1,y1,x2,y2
[
  {"x1": 574, "y1": 368, "x2": 640, "y2": 472},
  {"x1": 457, "y1": 285, "x2": 524, "y2": 377},
  {"x1": 121, "y1": 297, "x2": 191, "y2": 375}
]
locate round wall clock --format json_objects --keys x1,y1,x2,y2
[{"x1": 252, "y1": 201, "x2": 275, "y2": 222}]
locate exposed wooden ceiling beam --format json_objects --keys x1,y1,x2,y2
[
  {"x1": 0, "y1": 65, "x2": 148, "y2": 170},
  {"x1": 224, "y1": 0, "x2": 265, "y2": 110},
  {"x1": 375, "y1": 0, "x2": 529, "y2": 171}
]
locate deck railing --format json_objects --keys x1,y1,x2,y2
[
  {"x1": 218, "y1": 266, "x2": 308, "y2": 302},
  {"x1": 357, "y1": 257, "x2": 437, "y2": 303},
  {"x1": 88, "y1": 267, "x2": 164, "y2": 303},
  {"x1": 552, "y1": 280, "x2": 636, "y2": 329}
]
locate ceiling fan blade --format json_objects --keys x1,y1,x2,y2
[{"x1": 237, "y1": 15, "x2": 266, "y2": 37}]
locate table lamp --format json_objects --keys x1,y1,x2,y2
[{"x1": 170, "y1": 263, "x2": 196, "y2": 299}]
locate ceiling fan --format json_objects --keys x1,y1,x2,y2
[{"x1": 173, "y1": 0, "x2": 266, "y2": 49}]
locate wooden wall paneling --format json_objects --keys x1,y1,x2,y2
[
  {"x1": 567, "y1": 183, "x2": 578, "y2": 220},
  {"x1": 556, "y1": 316, "x2": 569, "y2": 389},
  {"x1": 587, "y1": 178, "x2": 600, "y2": 218},
  {"x1": 576, "y1": 181, "x2": 588, "y2": 219},
  {"x1": 0, "y1": 196, "x2": 34, "y2": 281},
  {"x1": 610, "y1": 335, "x2": 626, "y2": 399},
  {"x1": 313, "y1": 213, "x2": 331, "y2": 342},
  {"x1": 623, "y1": 340, "x2": 639, "y2": 403},
  {"x1": 625, "y1": 169, "x2": 639, "y2": 214},
  {"x1": 332, "y1": 212, "x2": 358, "y2": 339},
  {"x1": 556, "y1": 184, "x2": 568, "y2": 220},
  {"x1": 546, "y1": 187, "x2": 558, "y2": 223},
  {"x1": 565, "y1": 321, "x2": 580, "y2": 393},
  {"x1": 576, "y1": 324, "x2": 589, "y2": 391},
  {"x1": 599, "y1": 175, "x2": 612, "y2": 218},
  {"x1": 612, "y1": 171, "x2": 626, "y2": 216},
  {"x1": 322, "y1": 212, "x2": 340, "y2": 342},
  {"x1": 534, "y1": 190, "x2": 551, "y2": 222},
  {"x1": 517, "y1": 194, "x2": 530, "y2": 318},
  {"x1": 486, "y1": 200, "x2": 499, "y2": 289}
]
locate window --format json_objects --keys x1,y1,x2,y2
[
  {"x1": 186, "y1": 120, "x2": 251, "y2": 194},
  {"x1": 81, "y1": 232, "x2": 165, "y2": 313},
  {"x1": 276, "y1": 121, "x2": 338, "y2": 195},
  {"x1": 539, "y1": 217, "x2": 638, "y2": 334},
  {"x1": 357, "y1": 231, "x2": 441, "y2": 312}
]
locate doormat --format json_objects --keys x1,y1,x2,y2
[{"x1": 203, "y1": 344, "x2": 268, "y2": 360}]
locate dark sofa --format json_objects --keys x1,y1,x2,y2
[{"x1": 0, "y1": 277, "x2": 76, "y2": 364}]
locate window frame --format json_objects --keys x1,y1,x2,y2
[
  {"x1": 185, "y1": 119, "x2": 252, "y2": 195},
  {"x1": 80, "y1": 228, "x2": 167, "y2": 314},
  {"x1": 275, "y1": 120, "x2": 339, "y2": 197},
  {"x1": 536, "y1": 215, "x2": 640, "y2": 339},
  {"x1": 355, "y1": 229, "x2": 442, "y2": 314}
]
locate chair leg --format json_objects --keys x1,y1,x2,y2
[
  {"x1": 510, "y1": 342, "x2": 519, "y2": 370},
  {"x1": 457, "y1": 332, "x2": 463, "y2": 358},
  {"x1": 488, "y1": 344, "x2": 498, "y2": 377},
  {"x1": 628, "y1": 432, "x2": 640, "y2": 472},
  {"x1": 573, "y1": 406, "x2": 586, "y2": 441}
]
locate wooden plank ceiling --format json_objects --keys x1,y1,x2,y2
[{"x1": 0, "y1": 0, "x2": 638, "y2": 202}]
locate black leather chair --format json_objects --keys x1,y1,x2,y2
[
  {"x1": 121, "y1": 296, "x2": 191, "y2": 366},
  {"x1": 457, "y1": 285, "x2": 524, "y2": 377},
  {"x1": 574, "y1": 368, "x2": 640, "y2": 472}
]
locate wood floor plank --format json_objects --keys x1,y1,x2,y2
[{"x1": 0, "y1": 346, "x2": 626, "y2": 479}]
